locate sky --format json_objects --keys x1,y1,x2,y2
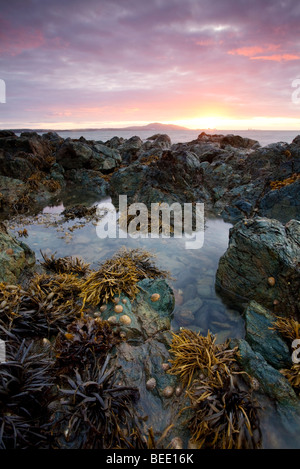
[{"x1": 0, "y1": 0, "x2": 300, "y2": 130}]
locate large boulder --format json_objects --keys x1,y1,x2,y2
[
  {"x1": 0, "y1": 132, "x2": 50, "y2": 157},
  {"x1": 220, "y1": 134, "x2": 259, "y2": 149},
  {"x1": 64, "y1": 169, "x2": 110, "y2": 197},
  {"x1": 110, "y1": 148, "x2": 210, "y2": 207},
  {"x1": 57, "y1": 140, "x2": 121, "y2": 171},
  {"x1": 216, "y1": 217, "x2": 300, "y2": 317}
]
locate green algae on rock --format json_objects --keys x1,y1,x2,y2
[{"x1": 0, "y1": 223, "x2": 35, "y2": 283}]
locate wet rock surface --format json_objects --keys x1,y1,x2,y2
[
  {"x1": 0, "y1": 129, "x2": 300, "y2": 448},
  {"x1": 0, "y1": 130, "x2": 299, "y2": 224},
  {"x1": 216, "y1": 217, "x2": 300, "y2": 317},
  {"x1": 99, "y1": 279, "x2": 192, "y2": 444},
  {"x1": 0, "y1": 222, "x2": 35, "y2": 283}
]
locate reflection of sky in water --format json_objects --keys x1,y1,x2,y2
[
  {"x1": 9, "y1": 199, "x2": 300, "y2": 449},
  {"x1": 10, "y1": 200, "x2": 245, "y2": 343}
]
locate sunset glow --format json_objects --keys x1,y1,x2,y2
[{"x1": 1, "y1": 0, "x2": 300, "y2": 130}]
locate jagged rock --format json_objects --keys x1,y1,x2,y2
[
  {"x1": 0, "y1": 223, "x2": 35, "y2": 283},
  {"x1": 0, "y1": 132, "x2": 53, "y2": 159},
  {"x1": 145, "y1": 133, "x2": 172, "y2": 150},
  {"x1": 56, "y1": 141, "x2": 94, "y2": 169},
  {"x1": 216, "y1": 217, "x2": 300, "y2": 317},
  {"x1": 57, "y1": 140, "x2": 121, "y2": 171},
  {"x1": 220, "y1": 134, "x2": 260, "y2": 149},
  {"x1": 235, "y1": 338, "x2": 298, "y2": 406},
  {"x1": 258, "y1": 178, "x2": 300, "y2": 223},
  {"x1": 0, "y1": 152, "x2": 37, "y2": 180},
  {"x1": 118, "y1": 136, "x2": 143, "y2": 163},
  {"x1": 244, "y1": 301, "x2": 291, "y2": 369},
  {"x1": 64, "y1": 169, "x2": 109, "y2": 197}
]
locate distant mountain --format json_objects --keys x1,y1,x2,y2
[
  {"x1": 117, "y1": 122, "x2": 190, "y2": 131},
  {"x1": 8, "y1": 122, "x2": 191, "y2": 133}
]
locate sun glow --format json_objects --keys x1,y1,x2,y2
[{"x1": 168, "y1": 116, "x2": 300, "y2": 131}]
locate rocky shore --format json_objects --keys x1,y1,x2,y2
[{"x1": 0, "y1": 129, "x2": 299, "y2": 449}]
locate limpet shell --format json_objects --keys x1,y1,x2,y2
[
  {"x1": 268, "y1": 277, "x2": 276, "y2": 287},
  {"x1": 151, "y1": 293, "x2": 160, "y2": 302},
  {"x1": 113, "y1": 297, "x2": 120, "y2": 304},
  {"x1": 146, "y1": 377, "x2": 157, "y2": 391},
  {"x1": 99, "y1": 305, "x2": 107, "y2": 312},
  {"x1": 170, "y1": 437, "x2": 183, "y2": 449},
  {"x1": 175, "y1": 386, "x2": 183, "y2": 397},
  {"x1": 161, "y1": 363, "x2": 170, "y2": 371},
  {"x1": 119, "y1": 314, "x2": 131, "y2": 326},
  {"x1": 107, "y1": 315, "x2": 117, "y2": 324},
  {"x1": 122, "y1": 298, "x2": 127, "y2": 304},
  {"x1": 162, "y1": 385, "x2": 174, "y2": 398},
  {"x1": 114, "y1": 304, "x2": 123, "y2": 314}
]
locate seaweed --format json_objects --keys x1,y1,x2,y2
[
  {"x1": 79, "y1": 248, "x2": 170, "y2": 307},
  {"x1": 187, "y1": 373, "x2": 261, "y2": 449},
  {"x1": 0, "y1": 339, "x2": 54, "y2": 449},
  {"x1": 273, "y1": 316, "x2": 300, "y2": 393},
  {"x1": 270, "y1": 173, "x2": 300, "y2": 190},
  {"x1": 54, "y1": 316, "x2": 121, "y2": 371},
  {"x1": 40, "y1": 251, "x2": 90, "y2": 276},
  {"x1": 1, "y1": 274, "x2": 84, "y2": 339},
  {"x1": 168, "y1": 328, "x2": 261, "y2": 449},
  {"x1": 168, "y1": 328, "x2": 237, "y2": 388},
  {"x1": 62, "y1": 204, "x2": 97, "y2": 220},
  {"x1": 51, "y1": 355, "x2": 139, "y2": 449}
]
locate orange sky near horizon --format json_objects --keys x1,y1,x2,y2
[{"x1": 1, "y1": 0, "x2": 300, "y2": 131}]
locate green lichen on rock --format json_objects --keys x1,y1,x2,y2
[
  {"x1": 0, "y1": 223, "x2": 35, "y2": 283},
  {"x1": 244, "y1": 301, "x2": 292, "y2": 370}
]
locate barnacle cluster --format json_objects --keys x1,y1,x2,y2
[
  {"x1": 270, "y1": 173, "x2": 300, "y2": 191},
  {"x1": 168, "y1": 328, "x2": 261, "y2": 449}
]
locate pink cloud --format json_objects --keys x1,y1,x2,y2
[
  {"x1": 0, "y1": 18, "x2": 44, "y2": 56},
  {"x1": 251, "y1": 53, "x2": 300, "y2": 62},
  {"x1": 228, "y1": 44, "x2": 280, "y2": 57}
]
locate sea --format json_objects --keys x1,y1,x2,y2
[{"x1": 33, "y1": 128, "x2": 300, "y2": 147}]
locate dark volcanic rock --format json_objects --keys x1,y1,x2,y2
[
  {"x1": 64, "y1": 169, "x2": 110, "y2": 197},
  {"x1": 57, "y1": 140, "x2": 121, "y2": 171},
  {"x1": 258, "y1": 178, "x2": 300, "y2": 224},
  {"x1": 220, "y1": 134, "x2": 260, "y2": 149}
]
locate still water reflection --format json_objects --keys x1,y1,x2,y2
[{"x1": 9, "y1": 197, "x2": 245, "y2": 343}]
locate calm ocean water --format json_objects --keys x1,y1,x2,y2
[{"x1": 49, "y1": 129, "x2": 300, "y2": 147}]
